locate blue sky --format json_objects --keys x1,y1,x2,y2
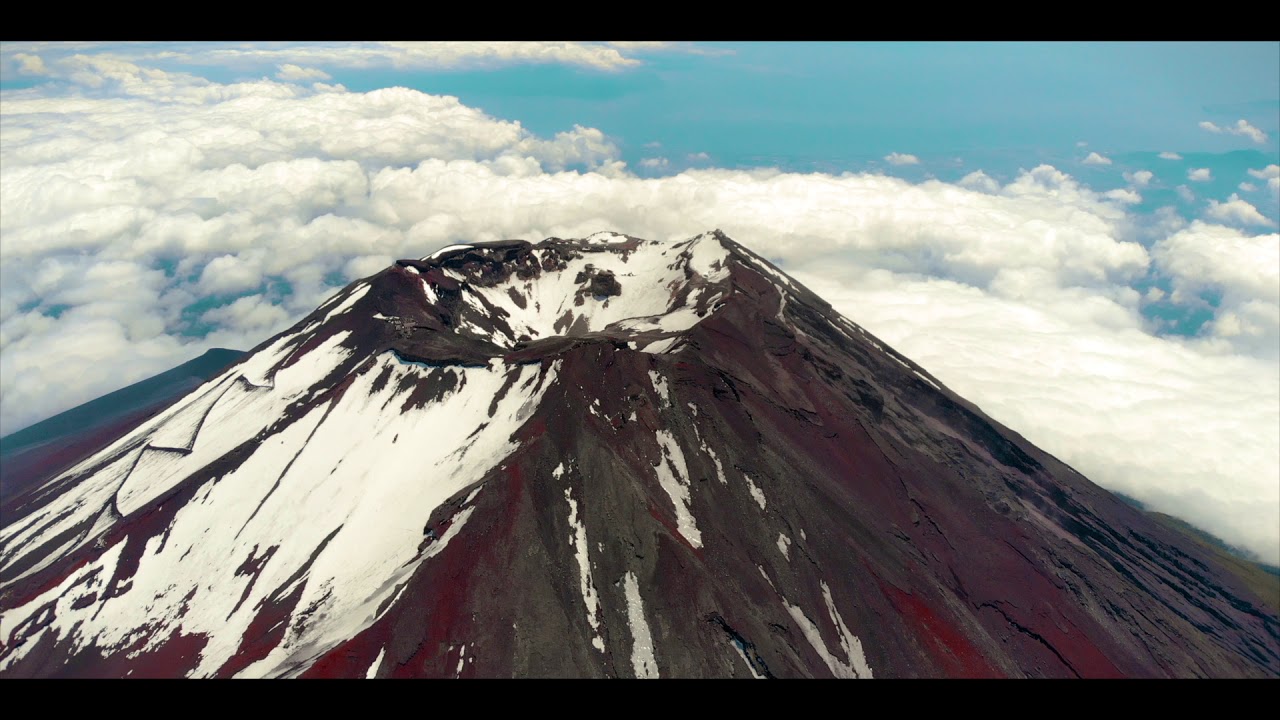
[
  {"x1": 1, "y1": 41, "x2": 1278, "y2": 561},
  {"x1": 369, "y1": 42, "x2": 1278, "y2": 172},
  {"x1": 7, "y1": 42, "x2": 1276, "y2": 172}
]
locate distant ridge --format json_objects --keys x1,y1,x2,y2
[{"x1": 0, "y1": 348, "x2": 244, "y2": 503}]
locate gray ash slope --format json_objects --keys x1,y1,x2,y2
[{"x1": 0, "y1": 231, "x2": 1276, "y2": 678}]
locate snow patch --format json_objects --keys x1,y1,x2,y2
[
  {"x1": 738, "y1": 244, "x2": 795, "y2": 289},
  {"x1": 913, "y1": 370, "x2": 942, "y2": 391},
  {"x1": 686, "y1": 232, "x2": 731, "y2": 282},
  {"x1": 427, "y1": 243, "x2": 474, "y2": 260},
  {"x1": 653, "y1": 429, "x2": 702, "y2": 547},
  {"x1": 648, "y1": 370, "x2": 670, "y2": 407},
  {"x1": 822, "y1": 580, "x2": 873, "y2": 679},
  {"x1": 744, "y1": 473, "x2": 766, "y2": 510},
  {"x1": 585, "y1": 231, "x2": 631, "y2": 244},
  {"x1": 641, "y1": 337, "x2": 682, "y2": 354},
  {"x1": 767, "y1": 571, "x2": 872, "y2": 679},
  {"x1": 565, "y1": 485, "x2": 604, "y2": 653},
  {"x1": 691, "y1": 423, "x2": 727, "y2": 484},
  {"x1": 366, "y1": 647, "x2": 386, "y2": 679},
  {"x1": 304, "y1": 283, "x2": 369, "y2": 334},
  {"x1": 731, "y1": 637, "x2": 765, "y2": 679},
  {"x1": 757, "y1": 564, "x2": 776, "y2": 590},
  {"x1": 623, "y1": 572, "x2": 659, "y2": 679}
]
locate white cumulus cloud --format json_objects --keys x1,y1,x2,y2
[
  {"x1": 276, "y1": 64, "x2": 332, "y2": 82},
  {"x1": 958, "y1": 170, "x2": 1000, "y2": 193},
  {"x1": 1153, "y1": 222, "x2": 1280, "y2": 357},
  {"x1": 1248, "y1": 164, "x2": 1280, "y2": 193},
  {"x1": 1104, "y1": 188, "x2": 1142, "y2": 204},
  {"x1": 10, "y1": 52, "x2": 48, "y2": 75},
  {"x1": 1158, "y1": 151, "x2": 1182, "y2": 160},
  {"x1": 1188, "y1": 168, "x2": 1212, "y2": 182},
  {"x1": 1124, "y1": 169, "x2": 1154, "y2": 187},
  {"x1": 1082, "y1": 151, "x2": 1112, "y2": 166},
  {"x1": 1204, "y1": 194, "x2": 1277, "y2": 228},
  {"x1": 884, "y1": 152, "x2": 920, "y2": 166}
]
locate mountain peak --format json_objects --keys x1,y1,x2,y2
[
  {"x1": 399, "y1": 231, "x2": 733, "y2": 351},
  {"x1": 2, "y1": 231, "x2": 1276, "y2": 679},
  {"x1": 285, "y1": 231, "x2": 805, "y2": 372}
]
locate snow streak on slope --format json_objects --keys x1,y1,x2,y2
[
  {"x1": 648, "y1": 370, "x2": 671, "y2": 406},
  {"x1": 302, "y1": 283, "x2": 370, "y2": 335},
  {"x1": 690, "y1": 419, "x2": 728, "y2": 485},
  {"x1": 733, "y1": 637, "x2": 766, "y2": 679},
  {"x1": 781, "y1": 591, "x2": 872, "y2": 679},
  {"x1": 756, "y1": 567, "x2": 871, "y2": 679},
  {"x1": 560, "y1": 465, "x2": 604, "y2": 653},
  {"x1": 365, "y1": 647, "x2": 386, "y2": 679},
  {"x1": 623, "y1": 571, "x2": 659, "y2": 679},
  {"x1": 821, "y1": 580, "x2": 873, "y2": 679},
  {"x1": 652, "y1": 429, "x2": 701, "y2": 548},
  {"x1": 0, "y1": 345, "x2": 560, "y2": 677},
  {"x1": 744, "y1": 473, "x2": 767, "y2": 510}
]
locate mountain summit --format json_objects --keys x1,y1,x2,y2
[{"x1": 1, "y1": 231, "x2": 1276, "y2": 678}]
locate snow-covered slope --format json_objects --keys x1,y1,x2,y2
[{"x1": 0, "y1": 232, "x2": 734, "y2": 677}]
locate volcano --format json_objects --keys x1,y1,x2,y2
[{"x1": 1, "y1": 231, "x2": 1276, "y2": 678}]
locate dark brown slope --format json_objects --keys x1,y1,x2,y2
[{"x1": 302, "y1": 235, "x2": 1278, "y2": 678}]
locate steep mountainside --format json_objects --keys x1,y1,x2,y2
[
  {"x1": 1, "y1": 232, "x2": 1276, "y2": 678},
  {"x1": 0, "y1": 348, "x2": 245, "y2": 506}
]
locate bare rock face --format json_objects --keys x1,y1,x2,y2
[{"x1": 0, "y1": 231, "x2": 1276, "y2": 678}]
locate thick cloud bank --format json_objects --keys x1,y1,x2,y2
[{"x1": 1, "y1": 54, "x2": 1277, "y2": 563}]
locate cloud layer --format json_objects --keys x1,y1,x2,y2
[
  {"x1": 3, "y1": 41, "x2": 687, "y2": 74},
  {"x1": 1, "y1": 56, "x2": 1277, "y2": 563}
]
